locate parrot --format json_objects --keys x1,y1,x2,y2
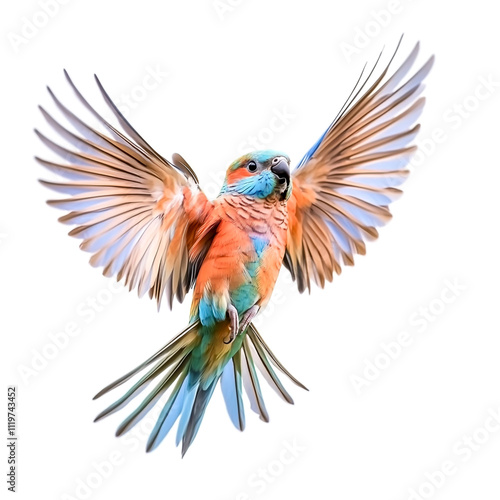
[{"x1": 36, "y1": 39, "x2": 433, "y2": 456}]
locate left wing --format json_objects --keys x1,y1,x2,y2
[
  {"x1": 285, "y1": 40, "x2": 434, "y2": 292},
  {"x1": 36, "y1": 71, "x2": 216, "y2": 308}
]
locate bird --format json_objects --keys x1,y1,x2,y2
[{"x1": 36, "y1": 39, "x2": 434, "y2": 456}]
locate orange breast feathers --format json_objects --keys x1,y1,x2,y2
[{"x1": 190, "y1": 195, "x2": 289, "y2": 319}]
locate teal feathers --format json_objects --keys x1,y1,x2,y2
[{"x1": 93, "y1": 321, "x2": 306, "y2": 456}]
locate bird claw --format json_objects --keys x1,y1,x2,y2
[
  {"x1": 223, "y1": 304, "x2": 239, "y2": 344},
  {"x1": 223, "y1": 304, "x2": 260, "y2": 344},
  {"x1": 239, "y1": 305, "x2": 260, "y2": 335}
]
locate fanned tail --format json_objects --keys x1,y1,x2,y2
[{"x1": 94, "y1": 321, "x2": 307, "y2": 456}]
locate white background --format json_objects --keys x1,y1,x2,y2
[{"x1": 2, "y1": 1, "x2": 500, "y2": 499}]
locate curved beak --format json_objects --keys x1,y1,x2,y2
[
  {"x1": 270, "y1": 158, "x2": 291, "y2": 201},
  {"x1": 271, "y1": 158, "x2": 290, "y2": 187}
]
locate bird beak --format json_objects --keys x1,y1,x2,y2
[
  {"x1": 271, "y1": 158, "x2": 290, "y2": 187},
  {"x1": 270, "y1": 158, "x2": 291, "y2": 201}
]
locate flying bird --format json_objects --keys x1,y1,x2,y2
[{"x1": 36, "y1": 40, "x2": 433, "y2": 456}]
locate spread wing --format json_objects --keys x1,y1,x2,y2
[
  {"x1": 285, "y1": 40, "x2": 434, "y2": 292},
  {"x1": 36, "y1": 71, "x2": 216, "y2": 309}
]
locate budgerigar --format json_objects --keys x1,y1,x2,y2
[{"x1": 36, "y1": 40, "x2": 434, "y2": 455}]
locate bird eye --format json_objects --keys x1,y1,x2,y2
[{"x1": 247, "y1": 161, "x2": 257, "y2": 172}]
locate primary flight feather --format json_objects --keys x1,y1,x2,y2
[{"x1": 36, "y1": 39, "x2": 434, "y2": 455}]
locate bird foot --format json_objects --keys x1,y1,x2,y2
[
  {"x1": 223, "y1": 304, "x2": 260, "y2": 344},
  {"x1": 239, "y1": 305, "x2": 260, "y2": 334},
  {"x1": 223, "y1": 304, "x2": 240, "y2": 344}
]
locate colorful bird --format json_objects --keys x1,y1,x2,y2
[{"x1": 36, "y1": 40, "x2": 433, "y2": 455}]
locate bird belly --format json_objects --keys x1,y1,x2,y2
[{"x1": 191, "y1": 200, "x2": 288, "y2": 325}]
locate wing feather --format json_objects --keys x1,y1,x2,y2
[
  {"x1": 37, "y1": 73, "x2": 216, "y2": 307},
  {"x1": 286, "y1": 39, "x2": 434, "y2": 292}
]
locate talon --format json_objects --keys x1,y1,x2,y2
[
  {"x1": 224, "y1": 304, "x2": 239, "y2": 344},
  {"x1": 239, "y1": 305, "x2": 260, "y2": 334},
  {"x1": 223, "y1": 326, "x2": 235, "y2": 344}
]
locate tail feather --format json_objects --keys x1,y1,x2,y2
[
  {"x1": 116, "y1": 357, "x2": 189, "y2": 438},
  {"x1": 220, "y1": 353, "x2": 245, "y2": 431},
  {"x1": 175, "y1": 381, "x2": 198, "y2": 445},
  {"x1": 94, "y1": 349, "x2": 187, "y2": 422},
  {"x1": 146, "y1": 373, "x2": 189, "y2": 452},
  {"x1": 93, "y1": 321, "x2": 200, "y2": 399},
  {"x1": 241, "y1": 338, "x2": 269, "y2": 422},
  {"x1": 94, "y1": 320, "x2": 307, "y2": 455},
  {"x1": 181, "y1": 381, "x2": 218, "y2": 456},
  {"x1": 246, "y1": 331, "x2": 294, "y2": 404},
  {"x1": 248, "y1": 324, "x2": 309, "y2": 391}
]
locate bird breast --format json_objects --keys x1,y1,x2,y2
[{"x1": 192, "y1": 195, "x2": 289, "y2": 317}]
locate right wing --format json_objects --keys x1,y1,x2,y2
[
  {"x1": 36, "y1": 71, "x2": 216, "y2": 308},
  {"x1": 285, "y1": 40, "x2": 434, "y2": 292}
]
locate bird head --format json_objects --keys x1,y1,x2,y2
[{"x1": 220, "y1": 150, "x2": 291, "y2": 201}]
